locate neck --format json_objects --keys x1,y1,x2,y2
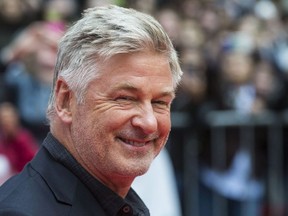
[{"x1": 88, "y1": 168, "x2": 135, "y2": 198}]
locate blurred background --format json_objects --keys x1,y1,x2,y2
[{"x1": 0, "y1": 0, "x2": 288, "y2": 215}]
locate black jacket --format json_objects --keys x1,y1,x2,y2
[{"x1": 0, "y1": 145, "x2": 107, "y2": 216}]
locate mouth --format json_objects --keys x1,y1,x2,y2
[{"x1": 117, "y1": 137, "x2": 153, "y2": 147}]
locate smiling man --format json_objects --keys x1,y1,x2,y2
[{"x1": 0, "y1": 5, "x2": 182, "y2": 216}]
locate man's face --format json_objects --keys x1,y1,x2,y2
[{"x1": 69, "y1": 51, "x2": 174, "y2": 185}]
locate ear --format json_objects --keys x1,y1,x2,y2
[{"x1": 54, "y1": 79, "x2": 74, "y2": 123}]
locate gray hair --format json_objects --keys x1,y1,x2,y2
[{"x1": 46, "y1": 5, "x2": 182, "y2": 121}]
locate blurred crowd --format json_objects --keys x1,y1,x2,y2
[{"x1": 0, "y1": 0, "x2": 288, "y2": 215}]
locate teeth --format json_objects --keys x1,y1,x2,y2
[{"x1": 123, "y1": 139, "x2": 146, "y2": 147}]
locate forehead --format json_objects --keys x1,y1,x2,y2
[
  {"x1": 100, "y1": 51, "x2": 172, "y2": 78},
  {"x1": 89, "y1": 51, "x2": 174, "y2": 94},
  {"x1": 102, "y1": 51, "x2": 171, "y2": 73},
  {"x1": 110, "y1": 81, "x2": 175, "y2": 99}
]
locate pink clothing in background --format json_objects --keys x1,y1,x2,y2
[{"x1": 0, "y1": 129, "x2": 38, "y2": 173}]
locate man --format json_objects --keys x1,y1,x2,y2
[{"x1": 0, "y1": 5, "x2": 182, "y2": 215}]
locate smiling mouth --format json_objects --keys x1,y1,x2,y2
[{"x1": 118, "y1": 137, "x2": 152, "y2": 147}]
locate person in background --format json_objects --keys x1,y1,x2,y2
[
  {"x1": 0, "y1": 102, "x2": 38, "y2": 179},
  {"x1": 1, "y1": 20, "x2": 65, "y2": 143},
  {"x1": 0, "y1": 5, "x2": 182, "y2": 216},
  {"x1": 0, "y1": 0, "x2": 42, "y2": 50}
]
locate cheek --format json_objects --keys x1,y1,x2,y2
[
  {"x1": 97, "y1": 112, "x2": 126, "y2": 133},
  {"x1": 157, "y1": 114, "x2": 172, "y2": 136}
]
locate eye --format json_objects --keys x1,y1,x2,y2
[
  {"x1": 115, "y1": 96, "x2": 136, "y2": 102},
  {"x1": 153, "y1": 100, "x2": 167, "y2": 105},
  {"x1": 152, "y1": 100, "x2": 170, "y2": 108}
]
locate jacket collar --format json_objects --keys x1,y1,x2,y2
[{"x1": 31, "y1": 146, "x2": 78, "y2": 205}]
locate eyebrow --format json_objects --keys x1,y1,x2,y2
[{"x1": 112, "y1": 83, "x2": 175, "y2": 98}]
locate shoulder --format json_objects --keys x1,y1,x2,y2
[
  {"x1": 0, "y1": 146, "x2": 106, "y2": 216},
  {"x1": 0, "y1": 163, "x2": 70, "y2": 215},
  {"x1": 0, "y1": 147, "x2": 73, "y2": 215}
]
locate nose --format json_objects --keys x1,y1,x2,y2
[{"x1": 131, "y1": 103, "x2": 158, "y2": 134}]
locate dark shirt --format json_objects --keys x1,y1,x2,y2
[{"x1": 44, "y1": 133, "x2": 149, "y2": 216}]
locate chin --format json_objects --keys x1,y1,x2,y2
[
  {"x1": 136, "y1": 169, "x2": 149, "y2": 177},
  {"x1": 118, "y1": 161, "x2": 151, "y2": 178}
]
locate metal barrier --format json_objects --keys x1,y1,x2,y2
[{"x1": 170, "y1": 111, "x2": 288, "y2": 216}]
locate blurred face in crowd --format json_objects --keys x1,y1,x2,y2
[
  {"x1": 254, "y1": 61, "x2": 276, "y2": 97},
  {"x1": 0, "y1": 0, "x2": 41, "y2": 23},
  {"x1": 59, "y1": 50, "x2": 174, "y2": 191},
  {"x1": 157, "y1": 9, "x2": 180, "y2": 43},
  {"x1": 27, "y1": 23, "x2": 64, "y2": 84},
  {"x1": 221, "y1": 52, "x2": 253, "y2": 84},
  {"x1": 0, "y1": 103, "x2": 19, "y2": 137},
  {"x1": 7, "y1": 22, "x2": 64, "y2": 85}
]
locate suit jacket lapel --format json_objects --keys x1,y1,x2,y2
[
  {"x1": 31, "y1": 147, "x2": 77, "y2": 204},
  {"x1": 31, "y1": 147, "x2": 106, "y2": 215}
]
